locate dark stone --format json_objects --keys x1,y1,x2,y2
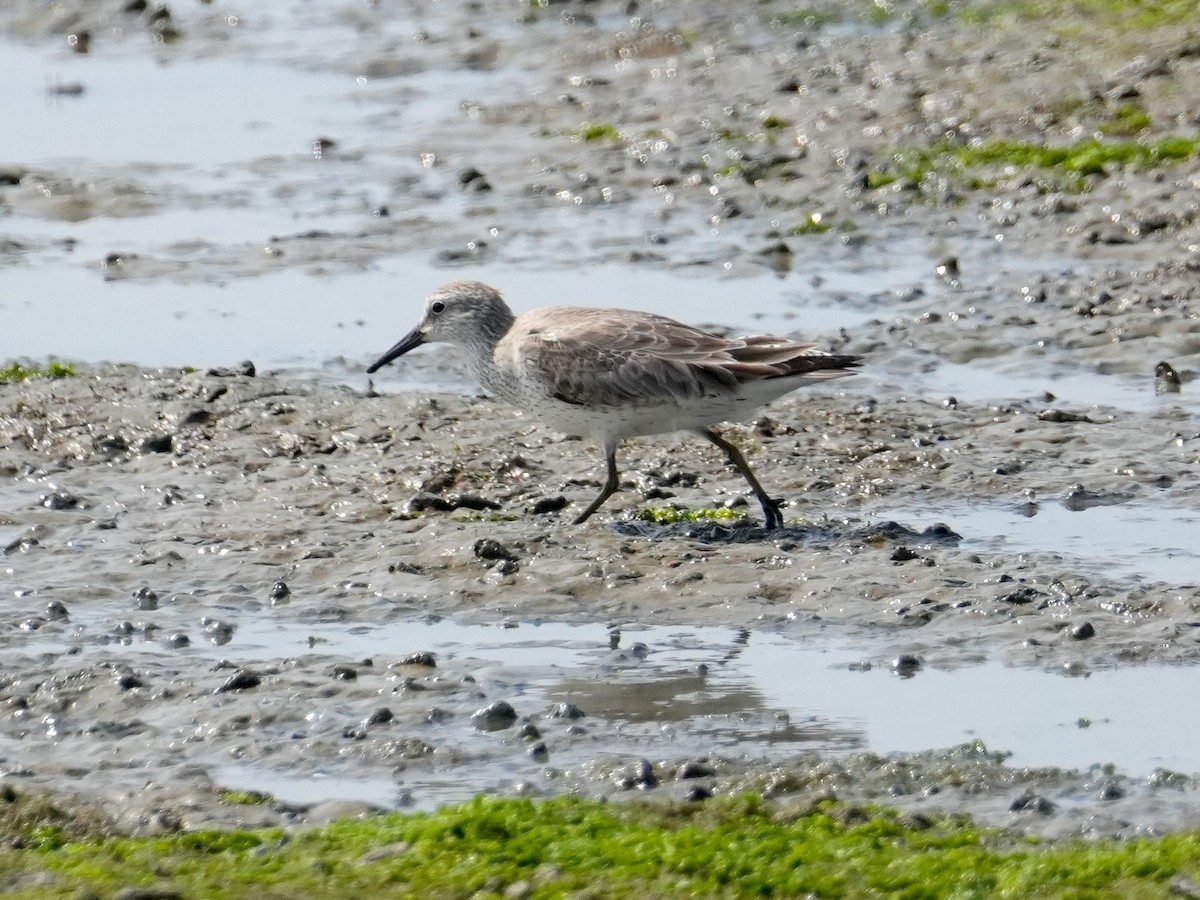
[
  {"x1": 619, "y1": 763, "x2": 657, "y2": 787},
  {"x1": 999, "y1": 587, "x2": 1043, "y2": 605},
  {"x1": 360, "y1": 708, "x2": 394, "y2": 728},
  {"x1": 458, "y1": 167, "x2": 492, "y2": 191},
  {"x1": 215, "y1": 670, "x2": 261, "y2": 694},
  {"x1": 474, "y1": 538, "x2": 517, "y2": 561},
  {"x1": 471, "y1": 700, "x2": 518, "y2": 732},
  {"x1": 527, "y1": 495, "x2": 568, "y2": 514},
  {"x1": 397, "y1": 651, "x2": 436, "y2": 668},
  {"x1": 137, "y1": 433, "x2": 174, "y2": 454},
  {"x1": 550, "y1": 701, "x2": 586, "y2": 720},
  {"x1": 40, "y1": 491, "x2": 79, "y2": 511},
  {"x1": 676, "y1": 761, "x2": 716, "y2": 779},
  {"x1": 1009, "y1": 791, "x2": 1055, "y2": 815}
]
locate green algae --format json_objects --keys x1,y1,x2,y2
[
  {"x1": 218, "y1": 790, "x2": 274, "y2": 807},
  {"x1": 787, "y1": 213, "x2": 834, "y2": 235},
  {"x1": 567, "y1": 122, "x2": 623, "y2": 144},
  {"x1": 0, "y1": 361, "x2": 76, "y2": 383},
  {"x1": 867, "y1": 133, "x2": 1200, "y2": 195},
  {"x1": 769, "y1": 0, "x2": 1200, "y2": 32},
  {"x1": 3, "y1": 794, "x2": 1200, "y2": 898},
  {"x1": 637, "y1": 506, "x2": 746, "y2": 525}
]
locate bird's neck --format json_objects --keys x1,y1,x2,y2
[{"x1": 464, "y1": 306, "x2": 516, "y2": 394}]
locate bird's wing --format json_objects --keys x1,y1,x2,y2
[{"x1": 495, "y1": 306, "x2": 814, "y2": 407}]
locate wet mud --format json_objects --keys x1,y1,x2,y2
[{"x1": 1, "y1": 0, "x2": 1199, "y2": 839}]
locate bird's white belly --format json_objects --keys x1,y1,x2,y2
[{"x1": 525, "y1": 392, "x2": 763, "y2": 443}]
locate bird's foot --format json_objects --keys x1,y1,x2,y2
[{"x1": 760, "y1": 496, "x2": 785, "y2": 530}]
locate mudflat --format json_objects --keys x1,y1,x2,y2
[{"x1": 1, "y1": 0, "x2": 1198, "y2": 838}]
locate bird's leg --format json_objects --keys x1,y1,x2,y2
[
  {"x1": 573, "y1": 442, "x2": 621, "y2": 525},
  {"x1": 696, "y1": 427, "x2": 784, "y2": 530}
]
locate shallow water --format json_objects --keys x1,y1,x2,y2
[
  {"x1": 894, "y1": 500, "x2": 1200, "y2": 586},
  {"x1": 19, "y1": 614, "x2": 1198, "y2": 810},
  {"x1": 909, "y1": 359, "x2": 1163, "y2": 412},
  {"x1": 0, "y1": 24, "x2": 1086, "y2": 398}
]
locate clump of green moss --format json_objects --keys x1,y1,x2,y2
[{"x1": 0, "y1": 361, "x2": 76, "y2": 383}]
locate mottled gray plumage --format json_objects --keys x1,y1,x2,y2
[{"x1": 368, "y1": 280, "x2": 862, "y2": 528}]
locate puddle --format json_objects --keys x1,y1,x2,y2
[
  {"x1": 11, "y1": 614, "x2": 1199, "y2": 810},
  {"x1": 908, "y1": 359, "x2": 1163, "y2": 412},
  {"x1": 896, "y1": 501, "x2": 1200, "y2": 585},
  {"x1": 0, "y1": 258, "x2": 881, "y2": 376},
  {"x1": 0, "y1": 38, "x2": 505, "y2": 168}
]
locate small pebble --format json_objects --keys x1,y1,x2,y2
[
  {"x1": 364, "y1": 707, "x2": 394, "y2": 726},
  {"x1": 396, "y1": 651, "x2": 436, "y2": 668},
  {"x1": 616, "y1": 758, "x2": 658, "y2": 790},
  {"x1": 40, "y1": 491, "x2": 79, "y2": 511},
  {"x1": 474, "y1": 538, "x2": 517, "y2": 562},
  {"x1": 550, "y1": 701, "x2": 586, "y2": 720},
  {"x1": 1154, "y1": 361, "x2": 1181, "y2": 394},
  {"x1": 1009, "y1": 791, "x2": 1055, "y2": 815},
  {"x1": 117, "y1": 673, "x2": 146, "y2": 690},
  {"x1": 471, "y1": 700, "x2": 518, "y2": 732},
  {"x1": 676, "y1": 760, "x2": 716, "y2": 780},
  {"x1": 527, "y1": 495, "x2": 567, "y2": 514},
  {"x1": 215, "y1": 670, "x2": 262, "y2": 694},
  {"x1": 133, "y1": 587, "x2": 159, "y2": 610}
]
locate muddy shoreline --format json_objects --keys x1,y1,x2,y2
[
  {"x1": 2, "y1": 0, "x2": 1199, "y2": 839},
  {"x1": 1, "y1": 364, "x2": 1197, "y2": 836}
]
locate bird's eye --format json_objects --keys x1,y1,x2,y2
[{"x1": 430, "y1": 300, "x2": 445, "y2": 315}]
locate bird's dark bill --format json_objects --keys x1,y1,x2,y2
[{"x1": 366, "y1": 326, "x2": 425, "y2": 373}]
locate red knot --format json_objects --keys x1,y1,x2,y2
[{"x1": 368, "y1": 280, "x2": 861, "y2": 529}]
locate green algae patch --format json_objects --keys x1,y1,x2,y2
[
  {"x1": 0, "y1": 361, "x2": 76, "y2": 383},
  {"x1": 4, "y1": 795, "x2": 1200, "y2": 897},
  {"x1": 566, "y1": 122, "x2": 623, "y2": 144},
  {"x1": 637, "y1": 506, "x2": 746, "y2": 525},
  {"x1": 868, "y1": 133, "x2": 1200, "y2": 195},
  {"x1": 772, "y1": 0, "x2": 1200, "y2": 32},
  {"x1": 952, "y1": 0, "x2": 1200, "y2": 30},
  {"x1": 218, "y1": 790, "x2": 274, "y2": 807},
  {"x1": 788, "y1": 213, "x2": 833, "y2": 236}
]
